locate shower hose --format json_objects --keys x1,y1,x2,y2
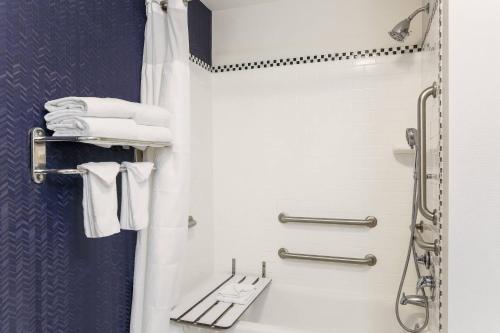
[{"x1": 394, "y1": 140, "x2": 429, "y2": 333}]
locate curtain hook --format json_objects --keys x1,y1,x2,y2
[{"x1": 160, "y1": 0, "x2": 168, "y2": 11}]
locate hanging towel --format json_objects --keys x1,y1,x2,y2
[
  {"x1": 120, "y1": 162, "x2": 155, "y2": 231},
  {"x1": 216, "y1": 284, "x2": 257, "y2": 305},
  {"x1": 44, "y1": 97, "x2": 170, "y2": 127},
  {"x1": 46, "y1": 117, "x2": 172, "y2": 148},
  {"x1": 77, "y1": 162, "x2": 121, "y2": 238}
]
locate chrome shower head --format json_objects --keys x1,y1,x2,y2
[{"x1": 389, "y1": 3, "x2": 429, "y2": 42}]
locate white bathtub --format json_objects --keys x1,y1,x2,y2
[{"x1": 178, "y1": 283, "x2": 428, "y2": 333}]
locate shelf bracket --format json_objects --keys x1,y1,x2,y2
[{"x1": 30, "y1": 127, "x2": 47, "y2": 184}]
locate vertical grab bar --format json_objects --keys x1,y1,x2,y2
[{"x1": 417, "y1": 82, "x2": 438, "y2": 224}]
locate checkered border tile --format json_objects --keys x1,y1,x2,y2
[{"x1": 210, "y1": 44, "x2": 421, "y2": 73}]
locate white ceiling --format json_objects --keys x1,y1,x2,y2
[{"x1": 201, "y1": 0, "x2": 280, "y2": 11}]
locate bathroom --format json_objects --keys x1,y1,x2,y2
[{"x1": 0, "y1": 0, "x2": 497, "y2": 332}]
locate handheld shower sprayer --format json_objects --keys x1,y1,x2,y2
[{"x1": 389, "y1": 3, "x2": 430, "y2": 42}]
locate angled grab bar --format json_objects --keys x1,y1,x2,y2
[
  {"x1": 278, "y1": 248, "x2": 377, "y2": 266},
  {"x1": 417, "y1": 83, "x2": 438, "y2": 224},
  {"x1": 278, "y1": 213, "x2": 377, "y2": 228}
]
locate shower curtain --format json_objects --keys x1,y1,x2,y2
[{"x1": 131, "y1": 0, "x2": 190, "y2": 332}]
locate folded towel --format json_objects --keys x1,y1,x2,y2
[
  {"x1": 77, "y1": 162, "x2": 121, "y2": 238},
  {"x1": 47, "y1": 117, "x2": 172, "y2": 148},
  {"x1": 44, "y1": 97, "x2": 170, "y2": 127},
  {"x1": 216, "y1": 283, "x2": 257, "y2": 305},
  {"x1": 120, "y1": 162, "x2": 154, "y2": 231}
]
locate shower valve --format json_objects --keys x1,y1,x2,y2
[
  {"x1": 416, "y1": 276, "x2": 435, "y2": 290},
  {"x1": 417, "y1": 252, "x2": 432, "y2": 270}
]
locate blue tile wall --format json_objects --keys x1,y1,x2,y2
[
  {"x1": 189, "y1": 0, "x2": 212, "y2": 65},
  {"x1": 0, "y1": 0, "x2": 211, "y2": 332}
]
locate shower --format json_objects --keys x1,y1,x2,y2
[{"x1": 389, "y1": 3, "x2": 429, "y2": 42}]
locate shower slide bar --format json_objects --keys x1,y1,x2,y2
[
  {"x1": 278, "y1": 248, "x2": 377, "y2": 266},
  {"x1": 278, "y1": 212, "x2": 377, "y2": 228},
  {"x1": 417, "y1": 82, "x2": 438, "y2": 224}
]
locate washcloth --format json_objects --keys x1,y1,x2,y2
[
  {"x1": 45, "y1": 97, "x2": 170, "y2": 127},
  {"x1": 120, "y1": 162, "x2": 155, "y2": 231},
  {"x1": 77, "y1": 162, "x2": 121, "y2": 238},
  {"x1": 216, "y1": 283, "x2": 257, "y2": 305},
  {"x1": 46, "y1": 117, "x2": 172, "y2": 148}
]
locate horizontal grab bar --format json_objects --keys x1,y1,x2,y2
[
  {"x1": 278, "y1": 213, "x2": 377, "y2": 228},
  {"x1": 414, "y1": 231, "x2": 439, "y2": 255},
  {"x1": 278, "y1": 248, "x2": 377, "y2": 266}
]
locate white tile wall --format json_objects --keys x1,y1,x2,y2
[
  {"x1": 181, "y1": 64, "x2": 214, "y2": 293},
  {"x1": 211, "y1": 53, "x2": 423, "y2": 303},
  {"x1": 211, "y1": 0, "x2": 423, "y2": 65}
]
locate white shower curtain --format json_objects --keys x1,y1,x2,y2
[{"x1": 131, "y1": 0, "x2": 190, "y2": 332}]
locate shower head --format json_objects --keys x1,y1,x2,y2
[{"x1": 389, "y1": 3, "x2": 429, "y2": 42}]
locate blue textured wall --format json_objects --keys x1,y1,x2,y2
[
  {"x1": 189, "y1": 0, "x2": 212, "y2": 65},
  {"x1": 0, "y1": 1, "x2": 210, "y2": 333}
]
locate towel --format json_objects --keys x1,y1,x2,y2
[
  {"x1": 77, "y1": 162, "x2": 121, "y2": 238},
  {"x1": 120, "y1": 162, "x2": 155, "y2": 231},
  {"x1": 216, "y1": 283, "x2": 257, "y2": 305},
  {"x1": 45, "y1": 97, "x2": 170, "y2": 127},
  {"x1": 46, "y1": 117, "x2": 172, "y2": 148}
]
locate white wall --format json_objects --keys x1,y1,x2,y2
[
  {"x1": 182, "y1": 63, "x2": 214, "y2": 292},
  {"x1": 212, "y1": 0, "x2": 423, "y2": 64},
  {"x1": 447, "y1": 1, "x2": 500, "y2": 332},
  {"x1": 211, "y1": 53, "x2": 422, "y2": 309}
]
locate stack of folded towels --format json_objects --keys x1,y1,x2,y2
[
  {"x1": 44, "y1": 97, "x2": 172, "y2": 147},
  {"x1": 216, "y1": 283, "x2": 257, "y2": 305}
]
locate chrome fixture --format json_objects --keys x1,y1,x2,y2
[
  {"x1": 417, "y1": 252, "x2": 432, "y2": 270},
  {"x1": 278, "y1": 213, "x2": 377, "y2": 228},
  {"x1": 278, "y1": 248, "x2": 377, "y2": 266},
  {"x1": 406, "y1": 128, "x2": 418, "y2": 149},
  {"x1": 389, "y1": 3, "x2": 430, "y2": 42},
  {"x1": 395, "y1": 127, "x2": 430, "y2": 333},
  {"x1": 188, "y1": 216, "x2": 197, "y2": 228},
  {"x1": 415, "y1": 231, "x2": 439, "y2": 256},
  {"x1": 417, "y1": 83, "x2": 438, "y2": 223},
  {"x1": 30, "y1": 127, "x2": 170, "y2": 184},
  {"x1": 400, "y1": 293, "x2": 427, "y2": 308},
  {"x1": 416, "y1": 276, "x2": 435, "y2": 290}
]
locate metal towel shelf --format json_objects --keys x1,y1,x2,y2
[
  {"x1": 278, "y1": 248, "x2": 377, "y2": 266},
  {"x1": 30, "y1": 127, "x2": 171, "y2": 184},
  {"x1": 278, "y1": 213, "x2": 377, "y2": 228}
]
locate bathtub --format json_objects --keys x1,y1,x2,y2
[{"x1": 178, "y1": 283, "x2": 428, "y2": 333}]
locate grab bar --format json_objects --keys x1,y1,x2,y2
[
  {"x1": 414, "y1": 231, "x2": 439, "y2": 255},
  {"x1": 278, "y1": 213, "x2": 377, "y2": 228},
  {"x1": 278, "y1": 248, "x2": 377, "y2": 266},
  {"x1": 417, "y1": 83, "x2": 438, "y2": 223}
]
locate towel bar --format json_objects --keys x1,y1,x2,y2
[
  {"x1": 278, "y1": 248, "x2": 377, "y2": 266},
  {"x1": 278, "y1": 213, "x2": 377, "y2": 228},
  {"x1": 30, "y1": 127, "x2": 170, "y2": 183}
]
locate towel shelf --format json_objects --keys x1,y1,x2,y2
[{"x1": 30, "y1": 127, "x2": 170, "y2": 184}]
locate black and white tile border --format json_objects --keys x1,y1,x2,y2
[
  {"x1": 189, "y1": 54, "x2": 212, "y2": 71},
  {"x1": 190, "y1": 45, "x2": 422, "y2": 73},
  {"x1": 211, "y1": 44, "x2": 421, "y2": 73}
]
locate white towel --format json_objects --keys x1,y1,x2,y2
[
  {"x1": 120, "y1": 162, "x2": 154, "y2": 231},
  {"x1": 77, "y1": 162, "x2": 121, "y2": 238},
  {"x1": 44, "y1": 97, "x2": 170, "y2": 127},
  {"x1": 216, "y1": 284, "x2": 257, "y2": 305},
  {"x1": 46, "y1": 117, "x2": 172, "y2": 148}
]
